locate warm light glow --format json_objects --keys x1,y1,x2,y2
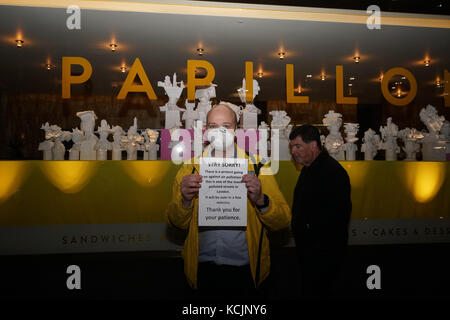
[
  {"x1": 45, "y1": 63, "x2": 53, "y2": 70},
  {"x1": 15, "y1": 39, "x2": 24, "y2": 47},
  {"x1": 424, "y1": 59, "x2": 431, "y2": 67},
  {"x1": 405, "y1": 162, "x2": 446, "y2": 203},
  {"x1": 110, "y1": 43, "x2": 118, "y2": 51},
  {"x1": 342, "y1": 162, "x2": 368, "y2": 188},
  {"x1": 197, "y1": 48, "x2": 204, "y2": 56},
  {"x1": 353, "y1": 56, "x2": 360, "y2": 63},
  {"x1": 121, "y1": 161, "x2": 170, "y2": 187},
  {"x1": 257, "y1": 72, "x2": 263, "y2": 78},
  {"x1": 120, "y1": 66, "x2": 127, "y2": 73},
  {"x1": 320, "y1": 74, "x2": 326, "y2": 81},
  {"x1": 278, "y1": 52, "x2": 285, "y2": 59},
  {"x1": 297, "y1": 84, "x2": 302, "y2": 93},
  {"x1": 0, "y1": 162, "x2": 30, "y2": 203},
  {"x1": 40, "y1": 161, "x2": 98, "y2": 194}
]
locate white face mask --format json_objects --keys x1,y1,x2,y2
[{"x1": 207, "y1": 126, "x2": 235, "y2": 152}]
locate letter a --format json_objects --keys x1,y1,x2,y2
[
  {"x1": 66, "y1": 5, "x2": 81, "y2": 30},
  {"x1": 66, "y1": 265, "x2": 81, "y2": 290},
  {"x1": 117, "y1": 58, "x2": 157, "y2": 100},
  {"x1": 366, "y1": 265, "x2": 381, "y2": 290}
]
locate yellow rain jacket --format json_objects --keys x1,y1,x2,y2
[{"x1": 166, "y1": 145, "x2": 291, "y2": 289}]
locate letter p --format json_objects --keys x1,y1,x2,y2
[{"x1": 62, "y1": 57, "x2": 92, "y2": 99}]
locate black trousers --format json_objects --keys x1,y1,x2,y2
[{"x1": 191, "y1": 262, "x2": 261, "y2": 301}]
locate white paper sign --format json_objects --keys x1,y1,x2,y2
[{"x1": 198, "y1": 157, "x2": 248, "y2": 226}]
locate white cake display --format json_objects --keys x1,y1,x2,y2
[
  {"x1": 343, "y1": 123, "x2": 359, "y2": 161},
  {"x1": 398, "y1": 128, "x2": 423, "y2": 161},
  {"x1": 38, "y1": 122, "x2": 55, "y2": 160},
  {"x1": 51, "y1": 126, "x2": 71, "y2": 161},
  {"x1": 380, "y1": 117, "x2": 400, "y2": 161},
  {"x1": 95, "y1": 120, "x2": 112, "y2": 160},
  {"x1": 323, "y1": 110, "x2": 345, "y2": 161},
  {"x1": 419, "y1": 104, "x2": 446, "y2": 161},
  {"x1": 158, "y1": 73, "x2": 185, "y2": 129},
  {"x1": 76, "y1": 110, "x2": 98, "y2": 160},
  {"x1": 111, "y1": 125, "x2": 125, "y2": 160},
  {"x1": 361, "y1": 128, "x2": 381, "y2": 161},
  {"x1": 122, "y1": 117, "x2": 144, "y2": 160},
  {"x1": 195, "y1": 84, "x2": 216, "y2": 126},
  {"x1": 143, "y1": 129, "x2": 159, "y2": 160},
  {"x1": 69, "y1": 128, "x2": 83, "y2": 160},
  {"x1": 182, "y1": 101, "x2": 199, "y2": 130},
  {"x1": 238, "y1": 78, "x2": 262, "y2": 129},
  {"x1": 440, "y1": 120, "x2": 450, "y2": 160},
  {"x1": 269, "y1": 110, "x2": 292, "y2": 161}
]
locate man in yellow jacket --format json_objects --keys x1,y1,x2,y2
[{"x1": 166, "y1": 103, "x2": 291, "y2": 299}]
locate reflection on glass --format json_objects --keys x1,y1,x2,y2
[
  {"x1": 405, "y1": 162, "x2": 446, "y2": 203},
  {"x1": 121, "y1": 161, "x2": 170, "y2": 187},
  {"x1": 0, "y1": 162, "x2": 30, "y2": 203},
  {"x1": 40, "y1": 161, "x2": 98, "y2": 194}
]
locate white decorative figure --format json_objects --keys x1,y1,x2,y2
[
  {"x1": 343, "y1": 123, "x2": 359, "y2": 161},
  {"x1": 238, "y1": 78, "x2": 262, "y2": 129},
  {"x1": 257, "y1": 121, "x2": 269, "y2": 158},
  {"x1": 399, "y1": 128, "x2": 423, "y2": 161},
  {"x1": 122, "y1": 117, "x2": 144, "y2": 160},
  {"x1": 419, "y1": 104, "x2": 446, "y2": 161},
  {"x1": 143, "y1": 129, "x2": 160, "y2": 160},
  {"x1": 193, "y1": 120, "x2": 204, "y2": 159},
  {"x1": 158, "y1": 73, "x2": 186, "y2": 129},
  {"x1": 69, "y1": 128, "x2": 83, "y2": 160},
  {"x1": 52, "y1": 126, "x2": 71, "y2": 161},
  {"x1": 196, "y1": 84, "x2": 217, "y2": 126},
  {"x1": 323, "y1": 110, "x2": 345, "y2": 161},
  {"x1": 111, "y1": 126, "x2": 125, "y2": 160},
  {"x1": 76, "y1": 110, "x2": 98, "y2": 160},
  {"x1": 440, "y1": 120, "x2": 450, "y2": 160},
  {"x1": 182, "y1": 101, "x2": 199, "y2": 129},
  {"x1": 361, "y1": 129, "x2": 381, "y2": 160},
  {"x1": 38, "y1": 122, "x2": 54, "y2": 160},
  {"x1": 95, "y1": 120, "x2": 112, "y2": 160},
  {"x1": 269, "y1": 110, "x2": 292, "y2": 161},
  {"x1": 379, "y1": 117, "x2": 400, "y2": 161}
]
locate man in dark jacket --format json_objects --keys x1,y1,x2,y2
[{"x1": 289, "y1": 124, "x2": 352, "y2": 298}]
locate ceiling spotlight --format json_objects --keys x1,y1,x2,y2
[
  {"x1": 257, "y1": 72, "x2": 263, "y2": 78},
  {"x1": 15, "y1": 39, "x2": 24, "y2": 47},
  {"x1": 197, "y1": 48, "x2": 204, "y2": 56},
  {"x1": 297, "y1": 85, "x2": 302, "y2": 93},
  {"x1": 120, "y1": 66, "x2": 127, "y2": 73},
  {"x1": 353, "y1": 56, "x2": 360, "y2": 63},
  {"x1": 436, "y1": 79, "x2": 442, "y2": 88},
  {"x1": 348, "y1": 83, "x2": 353, "y2": 87},
  {"x1": 45, "y1": 63, "x2": 53, "y2": 70},
  {"x1": 320, "y1": 74, "x2": 326, "y2": 81},
  {"x1": 278, "y1": 52, "x2": 285, "y2": 60},
  {"x1": 306, "y1": 74, "x2": 312, "y2": 78},
  {"x1": 110, "y1": 43, "x2": 118, "y2": 52},
  {"x1": 349, "y1": 77, "x2": 355, "y2": 81},
  {"x1": 424, "y1": 59, "x2": 430, "y2": 67}
]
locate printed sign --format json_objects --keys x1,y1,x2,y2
[{"x1": 198, "y1": 157, "x2": 248, "y2": 226}]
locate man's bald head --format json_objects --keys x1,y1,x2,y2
[{"x1": 206, "y1": 104, "x2": 238, "y2": 129}]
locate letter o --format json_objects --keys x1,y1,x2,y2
[{"x1": 381, "y1": 67, "x2": 417, "y2": 106}]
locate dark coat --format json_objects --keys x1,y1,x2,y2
[
  {"x1": 291, "y1": 151, "x2": 352, "y2": 295},
  {"x1": 291, "y1": 150, "x2": 352, "y2": 258}
]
